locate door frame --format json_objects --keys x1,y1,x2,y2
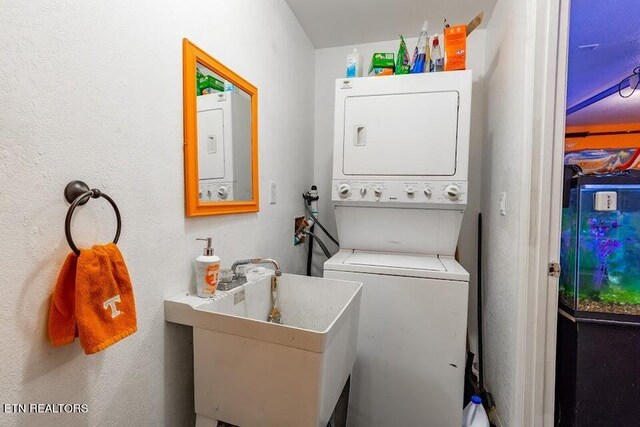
[{"x1": 516, "y1": 0, "x2": 571, "y2": 425}]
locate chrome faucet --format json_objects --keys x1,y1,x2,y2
[{"x1": 231, "y1": 258, "x2": 282, "y2": 277}]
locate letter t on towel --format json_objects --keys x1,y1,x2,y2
[{"x1": 48, "y1": 243, "x2": 137, "y2": 354}]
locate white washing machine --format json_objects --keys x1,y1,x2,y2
[{"x1": 324, "y1": 71, "x2": 472, "y2": 427}]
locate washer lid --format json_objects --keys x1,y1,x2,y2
[
  {"x1": 324, "y1": 250, "x2": 469, "y2": 281},
  {"x1": 344, "y1": 250, "x2": 446, "y2": 272}
]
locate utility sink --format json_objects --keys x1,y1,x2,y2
[{"x1": 165, "y1": 269, "x2": 362, "y2": 427}]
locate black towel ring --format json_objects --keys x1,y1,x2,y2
[{"x1": 64, "y1": 180, "x2": 121, "y2": 256}]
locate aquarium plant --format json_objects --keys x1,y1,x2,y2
[{"x1": 587, "y1": 218, "x2": 620, "y2": 289}]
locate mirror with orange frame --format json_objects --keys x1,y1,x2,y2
[{"x1": 182, "y1": 38, "x2": 258, "y2": 216}]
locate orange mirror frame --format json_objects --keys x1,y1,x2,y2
[{"x1": 182, "y1": 38, "x2": 259, "y2": 216}]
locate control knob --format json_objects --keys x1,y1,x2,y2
[
  {"x1": 406, "y1": 186, "x2": 415, "y2": 197},
  {"x1": 338, "y1": 183, "x2": 351, "y2": 198},
  {"x1": 217, "y1": 186, "x2": 229, "y2": 199},
  {"x1": 424, "y1": 187, "x2": 432, "y2": 198},
  {"x1": 374, "y1": 187, "x2": 382, "y2": 197},
  {"x1": 359, "y1": 187, "x2": 367, "y2": 196},
  {"x1": 444, "y1": 184, "x2": 461, "y2": 201}
]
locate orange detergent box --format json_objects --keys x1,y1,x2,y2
[
  {"x1": 444, "y1": 25, "x2": 467, "y2": 71},
  {"x1": 444, "y1": 12, "x2": 483, "y2": 71}
]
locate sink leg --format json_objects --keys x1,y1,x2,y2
[{"x1": 328, "y1": 375, "x2": 351, "y2": 427}]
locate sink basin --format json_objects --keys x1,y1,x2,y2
[{"x1": 165, "y1": 269, "x2": 362, "y2": 427}]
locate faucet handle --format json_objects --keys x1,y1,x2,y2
[
  {"x1": 235, "y1": 264, "x2": 248, "y2": 278},
  {"x1": 219, "y1": 268, "x2": 234, "y2": 283}
]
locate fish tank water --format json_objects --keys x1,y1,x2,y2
[{"x1": 560, "y1": 173, "x2": 640, "y2": 316}]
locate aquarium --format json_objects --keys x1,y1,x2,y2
[{"x1": 559, "y1": 173, "x2": 640, "y2": 316}]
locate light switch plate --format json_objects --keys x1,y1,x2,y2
[
  {"x1": 499, "y1": 192, "x2": 507, "y2": 216},
  {"x1": 594, "y1": 191, "x2": 617, "y2": 211},
  {"x1": 270, "y1": 181, "x2": 277, "y2": 204}
]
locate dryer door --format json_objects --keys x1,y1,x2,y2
[
  {"x1": 342, "y1": 91, "x2": 459, "y2": 176},
  {"x1": 197, "y1": 107, "x2": 226, "y2": 180}
]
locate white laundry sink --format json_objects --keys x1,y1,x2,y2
[{"x1": 164, "y1": 269, "x2": 362, "y2": 427}]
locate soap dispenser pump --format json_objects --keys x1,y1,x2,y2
[{"x1": 194, "y1": 237, "x2": 221, "y2": 298}]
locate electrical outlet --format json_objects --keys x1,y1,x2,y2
[
  {"x1": 294, "y1": 216, "x2": 306, "y2": 245},
  {"x1": 270, "y1": 181, "x2": 277, "y2": 204},
  {"x1": 499, "y1": 192, "x2": 507, "y2": 216}
]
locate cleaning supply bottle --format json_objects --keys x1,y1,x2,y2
[
  {"x1": 462, "y1": 395, "x2": 490, "y2": 427},
  {"x1": 429, "y1": 35, "x2": 443, "y2": 72},
  {"x1": 194, "y1": 237, "x2": 221, "y2": 298},
  {"x1": 410, "y1": 20, "x2": 430, "y2": 73},
  {"x1": 346, "y1": 48, "x2": 362, "y2": 78}
]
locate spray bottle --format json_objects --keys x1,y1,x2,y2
[{"x1": 410, "y1": 20, "x2": 430, "y2": 73}]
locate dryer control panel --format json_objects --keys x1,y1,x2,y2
[
  {"x1": 199, "y1": 181, "x2": 234, "y2": 202},
  {"x1": 331, "y1": 180, "x2": 467, "y2": 206}
]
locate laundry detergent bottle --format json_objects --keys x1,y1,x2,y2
[
  {"x1": 194, "y1": 237, "x2": 221, "y2": 298},
  {"x1": 462, "y1": 395, "x2": 490, "y2": 427}
]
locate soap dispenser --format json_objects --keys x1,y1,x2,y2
[{"x1": 194, "y1": 238, "x2": 221, "y2": 298}]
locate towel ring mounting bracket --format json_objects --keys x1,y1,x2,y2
[{"x1": 64, "y1": 180, "x2": 121, "y2": 255}]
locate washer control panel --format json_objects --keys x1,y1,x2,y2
[
  {"x1": 199, "y1": 181, "x2": 234, "y2": 202},
  {"x1": 332, "y1": 180, "x2": 467, "y2": 204}
]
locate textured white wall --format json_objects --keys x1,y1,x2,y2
[
  {"x1": 312, "y1": 33, "x2": 486, "y2": 358},
  {"x1": 481, "y1": 0, "x2": 529, "y2": 424},
  {"x1": 0, "y1": 1, "x2": 314, "y2": 426}
]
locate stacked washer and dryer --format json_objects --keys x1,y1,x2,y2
[
  {"x1": 323, "y1": 70, "x2": 472, "y2": 426},
  {"x1": 196, "y1": 89, "x2": 252, "y2": 202}
]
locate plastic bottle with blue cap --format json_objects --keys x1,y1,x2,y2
[
  {"x1": 346, "y1": 48, "x2": 362, "y2": 78},
  {"x1": 462, "y1": 395, "x2": 489, "y2": 427}
]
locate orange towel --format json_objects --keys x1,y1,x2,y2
[{"x1": 48, "y1": 243, "x2": 137, "y2": 354}]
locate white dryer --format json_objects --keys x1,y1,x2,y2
[{"x1": 324, "y1": 71, "x2": 472, "y2": 427}]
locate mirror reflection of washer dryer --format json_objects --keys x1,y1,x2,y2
[{"x1": 195, "y1": 65, "x2": 253, "y2": 203}]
